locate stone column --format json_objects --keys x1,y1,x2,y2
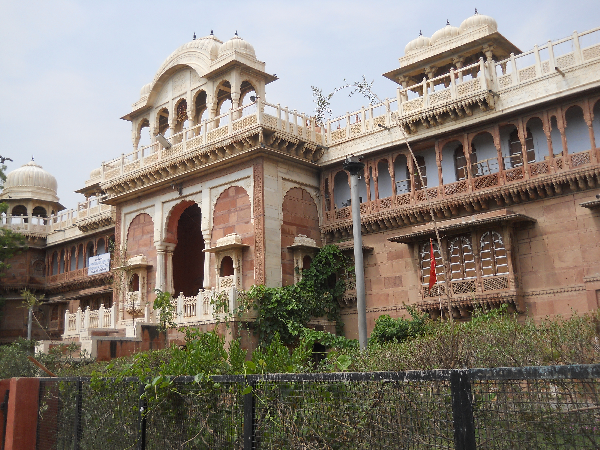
[
  {"x1": 164, "y1": 243, "x2": 176, "y2": 294},
  {"x1": 435, "y1": 141, "x2": 443, "y2": 190},
  {"x1": 231, "y1": 91, "x2": 241, "y2": 120},
  {"x1": 203, "y1": 231, "x2": 211, "y2": 289},
  {"x1": 452, "y1": 56, "x2": 465, "y2": 82},
  {"x1": 542, "y1": 112, "x2": 556, "y2": 172},
  {"x1": 155, "y1": 244, "x2": 167, "y2": 292}
]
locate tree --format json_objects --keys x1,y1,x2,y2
[{"x1": 0, "y1": 159, "x2": 27, "y2": 275}]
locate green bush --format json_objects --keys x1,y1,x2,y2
[{"x1": 369, "y1": 307, "x2": 429, "y2": 344}]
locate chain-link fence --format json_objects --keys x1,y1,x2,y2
[{"x1": 35, "y1": 364, "x2": 600, "y2": 450}]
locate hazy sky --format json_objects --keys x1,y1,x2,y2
[{"x1": 1, "y1": 0, "x2": 599, "y2": 208}]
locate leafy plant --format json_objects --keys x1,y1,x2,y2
[
  {"x1": 153, "y1": 289, "x2": 176, "y2": 331},
  {"x1": 369, "y1": 307, "x2": 429, "y2": 344}
]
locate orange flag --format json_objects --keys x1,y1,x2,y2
[{"x1": 429, "y1": 238, "x2": 437, "y2": 292}]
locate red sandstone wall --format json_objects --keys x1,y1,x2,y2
[
  {"x1": 281, "y1": 187, "x2": 322, "y2": 286},
  {"x1": 340, "y1": 189, "x2": 600, "y2": 340},
  {"x1": 211, "y1": 186, "x2": 254, "y2": 289},
  {"x1": 126, "y1": 213, "x2": 157, "y2": 302}
]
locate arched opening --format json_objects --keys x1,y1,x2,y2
[
  {"x1": 413, "y1": 155, "x2": 427, "y2": 190},
  {"x1": 194, "y1": 91, "x2": 207, "y2": 125},
  {"x1": 215, "y1": 81, "x2": 233, "y2": 127},
  {"x1": 157, "y1": 108, "x2": 169, "y2": 136},
  {"x1": 394, "y1": 154, "x2": 410, "y2": 194},
  {"x1": 138, "y1": 119, "x2": 151, "y2": 148},
  {"x1": 525, "y1": 117, "x2": 547, "y2": 162},
  {"x1": 368, "y1": 166, "x2": 375, "y2": 201},
  {"x1": 97, "y1": 239, "x2": 106, "y2": 255},
  {"x1": 471, "y1": 133, "x2": 496, "y2": 176},
  {"x1": 172, "y1": 203, "x2": 205, "y2": 296},
  {"x1": 377, "y1": 160, "x2": 393, "y2": 199},
  {"x1": 593, "y1": 100, "x2": 600, "y2": 146},
  {"x1": 70, "y1": 247, "x2": 76, "y2": 271},
  {"x1": 51, "y1": 252, "x2": 58, "y2": 276},
  {"x1": 220, "y1": 256, "x2": 234, "y2": 277},
  {"x1": 77, "y1": 244, "x2": 84, "y2": 269},
  {"x1": 12, "y1": 205, "x2": 27, "y2": 221},
  {"x1": 564, "y1": 105, "x2": 589, "y2": 154},
  {"x1": 302, "y1": 255, "x2": 312, "y2": 270},
  {"x1": 508, "y1": 129, "x2": 535, "y2": 167},
  {"x1": 174, "y1": 99, "x2": 189, "y2": 135},
  {"x1": 32, "y1": 206, "x2": 47, "y2": 217},
  {"x1": 324, "y1": 178, "x2": 331, "y2": 212},
  {"x1": 240, "y1": 81, "x2": 256, "y2": 107},
  {"x1": 59, "y1": 250, "x2": 65, "y2": 274},
  {"x1": 129, "y1": 273, "x2": 140, "y2": 291},
  {"x1": 32, "y1": 260, "x2": 44, "y2": 277},
  {"x1": 333, "y1": 171, "x2": 350, "y2": 208},
  {"x1": 453, "y1": 145, "x2": 468, "y2": 181},
  {"x1": 550, "y1": 116, "x2": 564, "y2": 155},
  {"x1": 86, "y1": 242, "x2": 94, "y2": 267}
]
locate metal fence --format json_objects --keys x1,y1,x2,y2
[{"x1": 35, "y1": 364, "x2": 600, "y2": 450}]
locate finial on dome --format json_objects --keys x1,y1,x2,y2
[
  {"x1": 419, "y1": 30, "x2": 422, "y2": 36},
  {"x1": 475, "y1": 7, "x2": 478, "y2": 14},
  {"x1": 31, "y1": 155, "x2": 34, "y2": 161},
  {"x1": 210, "y1": 29, "x2": 213, "y2": 35},
  {"x1": 235, "y1": 30, "x2": 238, "y2": 36},
  {"x1": 193, "y1": 32, "x2": 196, "y2": 40},
  {"x1": 446, "y1": 19, "x2": 450, "y2": 26}
]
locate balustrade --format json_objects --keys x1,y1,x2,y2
[{"x1": 63, "y1": 304, "x2": 116, "y2": 338}]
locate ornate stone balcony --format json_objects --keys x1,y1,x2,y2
[{"x1": 63, "y1": 304, "x2": 116, "y2": 338}]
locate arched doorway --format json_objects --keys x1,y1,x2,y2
[{"x1": 172, "y1": 203, "x2": 205, "y2": 296}]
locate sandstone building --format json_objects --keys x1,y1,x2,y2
[{"x1": 2, "y1": 13, "x2": 600, "y2": 355}]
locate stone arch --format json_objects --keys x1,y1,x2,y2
[
  {"x1": 69, "y1": 246, "x2": 76, "y2": 271},
  {"x1": 333, "y1": 170, "x2": 350, "y2": 209},
  {"x1": 126, "y1": 213, "x2": 157, "y2": 303},
  {"x1": 172, "y1": 203, "x2": 204, "y2": 296},
  {"x1": 51, "y1": 251, "x2": 58, "y2": 276},
  {"x1": 11, "y1": 205, "x2": 27, "y2": 216},
  {"x1": 211, "y1": 186, "x2": 253, "y2": 289},
  {"x1": 376, "y1": 158, "x2": 393, "y2": 199},
  {"x1": 441, "y1": 140, "x2": 464, "y2": 184},
  {"x1": 549, "y1": 115, "x2": 564, "y2": 155},
  {"x1": 215, "y1": 79, "x2": 233, "y2": 115},
  {"x1": 564, "y1": 104, "x2": 590, "y2": 154},
  {"x1": 173, "y1": 98, "x2": 189, "y2": 133},
  {"x1": 156, "y1": 107, "x2": 170, "y2": 136},
  {"x1": 470, "y1": 132, "x2": 497, "y2": 175},
  {"x1": 239, "y1": 79, "x2": 257, "y2": 106},
  {"x1": 164, "y1": 200, "x2": 196, "y2": 244},
  {"x1": 193, "y1": 90, "x2": 207, "y2": 124},
  {"x1": 281, "y1": 187, "x2": 321, "y2": 286},
  {"x1": 32, "y1": 206, "x2": 47, "y2": 217},
  {"x1": 525, "y1": 117, "x2": 547, "y2": 162},
  {"x1": 147, "y1": 60, "x2": 210, "y2": 105},
  {"x1": 393, "y1": 154, "x2": 410, "y2": 194}
]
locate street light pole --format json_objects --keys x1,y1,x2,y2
[{"x1": 343, "y1": 156, "x2": 367, "y2": 350}]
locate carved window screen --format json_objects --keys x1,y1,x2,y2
[
  {"x1": 420, "y1": 241, "x2": 445, "y2": 285},
  {"x1": 449, "y1": 235, "x2": 476, "y2": 280},
  {"x1": 480, "y1": 231, "x2": 509, "y2": 277}
]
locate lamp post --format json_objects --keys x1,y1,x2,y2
[{"x1": 343, "y1": 155, "x2": 367, "y2": 350}]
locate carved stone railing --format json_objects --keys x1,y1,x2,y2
[
  {"x1": 86, "y1": 99, "x2": 326, "y2": 186},
  {"x1": 47, "y1": 268, "x2": 88, "y2": 285},
  {"x1": 324, "y1": 148, "x2": 598, "y2": 229},
  {"x1": 171, "y1": 287, "x2": 246, "y2": 325},
  {"x1": 63, "y1": 304, "x2": 116, "y2": 338}
]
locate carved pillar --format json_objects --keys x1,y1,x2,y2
[
  {"x1": 155, "y1": 245, "x2": 166, "y2": 292},
  {"x1": 164, "y1": 243, "x2": 176, "y2": 294},
  {"x1": 373, "y1": 164, "x2": 380, "y2": 202},
  {"x1": 389, "y1": 157, "x2": 397, "y2": 198},
  {"x1": 452, "y1": 56, "x2": 465, "y2": 82},
  {"x1": 492, "y1": 125, "x2": 505, "y2": 180},
  {"x1": 364, "y1": 164, "x2": 372, "y2": 202},
  {"x1": 517, "y1": 118, "x2": 530, "y2": 179},
  {"x1": 463, "y1": 134, "x2": 474, "y2": 191},
  {"x1": 583, "y1": 99, "x2": 597, "y2": 162},
  {"x1": 542, "y1": 111, "x2": 556, "y2": 172},
  {"x1": 557, "y1": 107, "x2": 568, "y2": 159},
  {"x1": 408, "y1": 154, "x2": 416, "y2": 203},
  {"x1": 231, "y1": 91, "x2": 241, "y2": 120},
  {"x1": 435, "y1": 141, "x2": 443, "y2": 192},
  {"x1": 203, "y1": 230, "x2": 211, "y2": 289}
]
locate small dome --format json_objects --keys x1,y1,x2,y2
[
  {"x1": 430, "y1": 22, "x2": 461, "y2": 45},
  {"x1": 460, "y1": 11, "x2": 498, "y2": 33},
  {"x1": 179, "y1": 34, "x2": 223, "y2": 61},
  {"x1": 405, "y1": 34, "x2": 431, "y2": 54},
  {"x1": 218, "y1": 34, "x2": 256, "y2": 59},
  {"x1": 140, "y1": 83, "x2": 151, "y2": 98},
  {"x1": 2, "y1": 160, "x2": 59, "y2": 203}
]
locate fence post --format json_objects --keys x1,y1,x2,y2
[
  {"x1": 450, "y1": 370, "x2": 476, "y2": 450},
  {"x1": 137, "y1": 383, "x2": 147, "y2": 450},
  {"x1": 72, "y1": 379, "x2": 83, "y2": 450},
  {"x1": 243, "y1": 382, "x2": 255, "y2": 450}
]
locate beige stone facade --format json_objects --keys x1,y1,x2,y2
[{"x1": 2, "y1": 14, "x2": 600, "y2": 351}]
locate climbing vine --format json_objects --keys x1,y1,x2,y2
[{"x1": 243, "y1": 244, "x2": 352, "y2": 345}]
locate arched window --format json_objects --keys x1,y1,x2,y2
[
  {"x1": 12, "y1": 205, "x2": 27, "y2": 216},
  {"x1": 32, "y1": 260, "x2": 44, "y2": 277},
  {"x1": 454, "y1": 145, "x2": 467, "y2": 181},
  {"x1": 129, "y1": 274, "x2": 140, "y2": 291},
  {"x1": 158, "y1": 109, "x2": 169, "y2": 135},
  {"x1": 86, "y1": 242, "x2": 94, "y2": 267},
  {"x1": 414, "y1": 156, "x2": 427, "y2": 190},
  {"x1": 377, "y1": 160, "x2": 393, "y2": 199},
  {"x1": 51, "y1": 252, "x2": 58, "y2": 275},
  {"x1": 32, "y1": 206, "x2": 47, "y2": 217},
  {"x1": 449, "y1": 236, "x2": 476, "y2": 280},
  {"x1": 220, "y1": 256, "x2": 234, "y2": 277},
  {"x1": 302, "y1": 255, "x2": 312, "y2": 271},
  {"x1": 480, "y1": 231, "x2": 509, "y2": 277},
  {"x1": 97, "y1": 239, "x2": 106, "y2": 255},
  {"x1": 59, "y1": 250, "x2": 65, "y2": 274},
  {"x1": 394, "y1": 154, "x2": 411, "y2": 194},
  {"x1": 77, "y1": 244, "x2": 84, "y2": 269},
  {"x1": 508, "y1": 129, "x2": 535, "y2": 167},
  {"x1": 70, "y1": 247, "x2": 76, "y2": 271},
  {"x1": 419, "y1": 241, "x2": 445, "y2": 285}
]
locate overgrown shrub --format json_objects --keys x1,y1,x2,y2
[{"x1": 369, "y1": 307, "x2": 428, "y2": 344}]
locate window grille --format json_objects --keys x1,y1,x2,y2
[
  {"x1": 449, "y1": 235, "x2": 476, "y2": 280},
  {"x1": 419, "y1": 241, "x2": 445, "y2": 286},
  {"x1": 480, "y1": 231, "x2": 509, "y2": 277}
]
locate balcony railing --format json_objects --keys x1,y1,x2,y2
[
  {"x1": 63, "y1": 304, "x2": 116, "y2": 338},
  {"x1": 324, "y1": 148, "x2": 596, "y2": 225}
]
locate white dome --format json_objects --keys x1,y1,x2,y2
[
  {"x1": 140, "y1": 83, "x2": 151, "y2": 97},
  {"x1": 460, "y1": 11, "x2": 498, "y2": 33},
  {"x1": 218, "y1": 34, "x2": 256, "y2": 59},
  {"x1": 430, "y1": 22, "x2": 461, "y2": 45},
  {"x1": 2, "y1": 161, "x2": 59, "y2": 203},
  {"x1": 405, "y1": 34, "x2": 431, "y2": 54}
]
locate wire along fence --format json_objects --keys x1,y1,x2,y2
[{"x1": 35, "y1": 364, "x2": 600, "y2": 450}]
